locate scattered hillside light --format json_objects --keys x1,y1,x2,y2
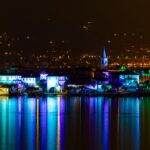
[
  {"x1": 140, "y1": 35, "x2": 143, "y2": 39},
  {"x1": 114, "y1": 33, "x2": 117, "y2": 36},
  {"x1": 4, "y1": 52, "x2": 8, "y2": 55},
  {"x1": 140, "y1": 48, "x2": 144, "y2": 50},
  {"x1": 131, "y1": 45, "x2": 135, "y2": 48},
  {"x1": 114, "y1": 33, "x2": 119, "y2": 37},
  {"x1": 123, "y1": 33, "x2": 127, "y2": 36},
  {"x1": 49, "y1": 41, "x2": 53, "y2": 44},
  {"x1": 82, "y1": 25, "x2": 88, "y2": 31},
  {"x1": 48, "y1": 18, "x2": 52, "y2": 21},
  {"x1": 7, "y1": 43, "x2": 11, "y2": 47},
  {"x1": 26, "y1": 36, "x2": 30, "y2": 39},
  {"x1": 88, "y1": 21, "x2": 93, "y2": 24}
]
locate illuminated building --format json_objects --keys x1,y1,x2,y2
[
  {"x1": 120, "y1": 74, "x2": 139, "y2": 87},
  {"x1": 0, "y1": 75, "x2": 22, "y2": 84},
  {"x1": 0, "y1": 73, "x2": 67, "y2": 94},
  {"x1": 38, "y1": 71, "x2": 67, "y2": 93},
  {"x1": 0, "y1": 88, "x2": 9, "y2": 95},
  {"x1": 0, "y1": 75, "x2": 36, "y2": 87},
  {"x1": 47, "y1": 76, "x2": 66, "y2": 93},
  {"x1": 22, "y1": 77, "x2": 37, "y2": 87},
  {"x1": 40, "y1": 71, "x2": 48, "y2": 80},
  {"x1": 0, "y1": 67, "x2": 148, "y2": 95},
  {"x1": 140, "y1": 69, "x2": 150, "y2": 82},
  {"x1": 109, "y1": 71, "x2": 139, "y2": 92}
]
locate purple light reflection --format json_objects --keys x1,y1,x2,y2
[{"x1": 103, "y1": 99, "x2": 110, "y2": 150}]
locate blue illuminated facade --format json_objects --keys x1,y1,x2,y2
[
  {"x1": 0, "y1": 73, "x2": 67, "y2": 93},
  {"x1": 0, "y1": 75, "x2": 22, "y2": 84},
  {"x1": 47, "y1": 76, "x2": 66, "y2": 92},
  {"x1": 22, "y1": 77, "x2": 37, "y2": 87},
  {"x1": 109, "y1": 71, "x2": 140, "y2": 92}
]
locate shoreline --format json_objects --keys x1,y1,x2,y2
[{"x1": 3, "y1": 91, "x2": 150, "y2": 97}]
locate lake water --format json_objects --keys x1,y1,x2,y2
[{"x1": 0, "y1": 96, "x2": 149, "y2": 150}]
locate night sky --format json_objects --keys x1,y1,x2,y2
[{"x1": 0, "y1": 0, "x2": 150, "y2": 55}]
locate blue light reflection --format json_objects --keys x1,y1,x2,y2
[{"x1": 0, "y1": 96, "x2": 146, "y2": 150}]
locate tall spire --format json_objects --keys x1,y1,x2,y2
[
  {"x1": 101, "y1": 47, "x2": 108, "y2": 69},
  {"x1": 102, "y1": 47, "x2": 107, "y2": 58}
]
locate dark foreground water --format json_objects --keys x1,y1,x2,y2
[{"x1": 0, "y1": 96, "x2": 150, "y2": 150}]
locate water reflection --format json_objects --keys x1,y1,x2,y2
[{"x1": 0, "y1": 96, "x2": 149, "y2": 150}]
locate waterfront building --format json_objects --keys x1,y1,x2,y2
[
  {"x1": 140, "y1": 69, "x2": 150, "y2": 82},
  {"x1": 0, "y1": 67, "x2": 147, "y2": 95},
  {"x1": 47, "y1": 76, "x2": 66, "y2": 93},
  {"x1": 0, "y1": 75, "x2": 37, "y2": 87},
  {"x1": 0, "y1": 87, "x2": 9, "y2": 95},
  {"x1": 109, "y1": 70, "x2": 139, "y2": 92},
  {"x1": 0, "y1": 72, "x2": 67, "y2": 94}
]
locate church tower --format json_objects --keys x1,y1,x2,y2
[{"x1": 101, "y1": 47, "x2": 108, "y2": 69}]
